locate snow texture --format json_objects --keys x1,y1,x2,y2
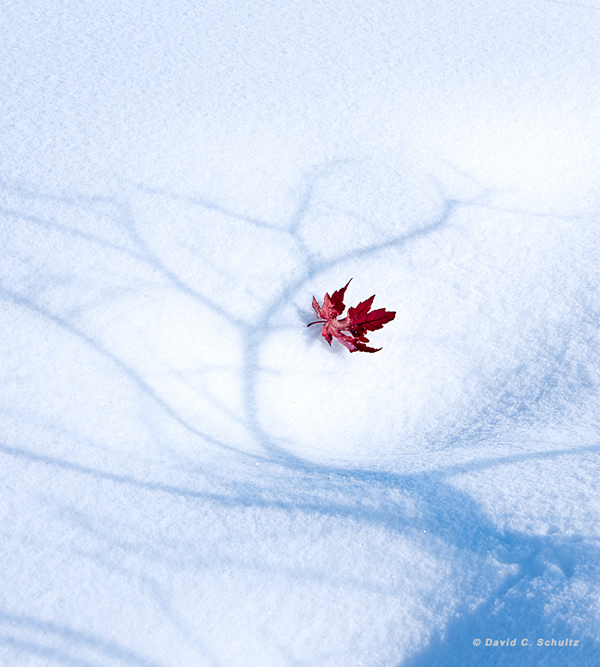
[{"x1": 1, "y1": 0, "x2": 600, "y2": 665}]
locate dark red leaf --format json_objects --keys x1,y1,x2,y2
[{"x1": 308, "y1": 280, "x2": 395, "y2": 353}]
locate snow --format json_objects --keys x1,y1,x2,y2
[{"x1": 1, "y1": 0, "x2": 600, "y2": 664}]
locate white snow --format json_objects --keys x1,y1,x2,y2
[{"x1": 1, "y1": 0, "x2": 600, "y2": 665}]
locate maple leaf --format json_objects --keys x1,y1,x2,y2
[{"x1": 308, "y1": 279, "x2": 396, "y2": 353}]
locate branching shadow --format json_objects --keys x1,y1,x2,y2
[
  {"x1": 0, "y1": 611, "x2": 163, "y2": 667},
  {"x1": 2, "y1": 160, "x2": 599, "y2": 665}
]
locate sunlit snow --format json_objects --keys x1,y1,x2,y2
[{"x1": 1, "y1": 1, "x2": 599, "y2": 665}]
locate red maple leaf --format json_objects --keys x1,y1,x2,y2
[{"x1": 307, "y1": 279, "x2": 396, "y2": 353}]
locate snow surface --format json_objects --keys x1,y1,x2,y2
[{"x1": 1, "y1": 0, "x2": 600, "y2": 665}]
